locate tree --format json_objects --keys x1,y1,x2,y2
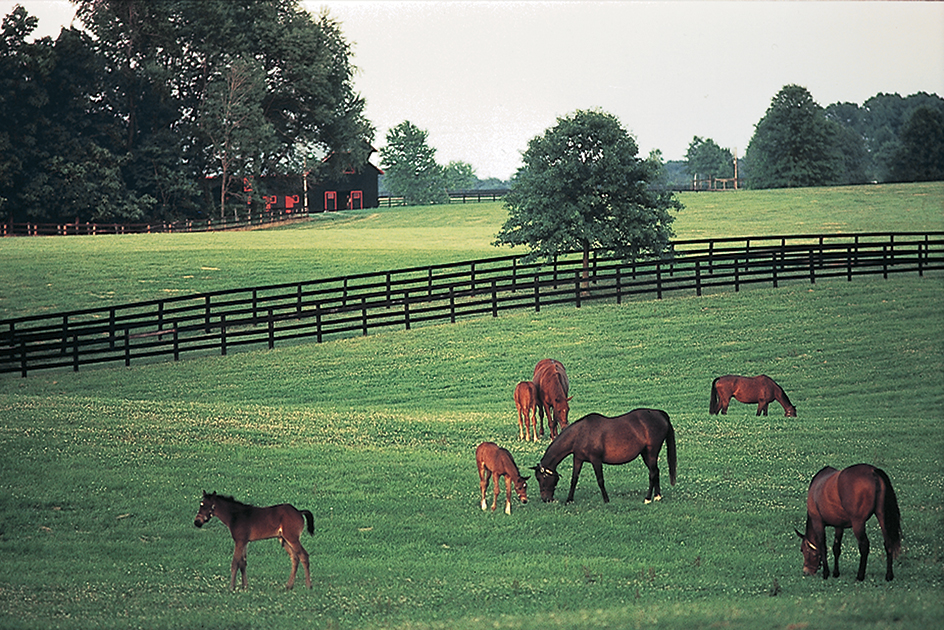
[
  {"x1": 494, "y1": 109, "x2": 681, "y2": 276},
  {"x1": 380, "y1": 121, "x2": 448, "y2": 205},
  {"x1": 685, "y1": 137, "x2": 734, "y2": 183},
  {"x1": 73, "y1": 0, "x2": 373, "y2": 219},
  {"x1": 201, "y1": 56, "x2": 275, "y2": 220},
  {"x1": 890, "y1": 106, "x2": 944, "y2": 182},
  {"x1": 745, "y1": 85, "x2": 847, "y2": 189},
  {"x1": 442, "y1": 161, "x2": 477, "y2": 192}
]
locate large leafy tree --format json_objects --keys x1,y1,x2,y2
[
  {"x1": 685, "y1": 137, "x2": 734, "y2": 182},
  {"x1": 745, "y1": 85, "x2": 849, "y2": 189},
  {"x1": 494, "y1": 109, "x2": 680, "y2": 273},
  {"x1": 890, "y1": 106, "x2": 944, "y2": 183},
  {"x1": 73, "y1": 0, "x2": 373, "y2": 218},
  {"x1": 380, "y1": 121, "x2": 448, "y2": 205}
]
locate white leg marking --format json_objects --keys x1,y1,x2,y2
[
  {"x1": 505, "y1": 501, "x2": 511, "y2": 515},
  {"x1": 481, "y1": 499, "x2": 487, "y2": 511}
]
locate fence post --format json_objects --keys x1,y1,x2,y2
[
  {"x1": 574, "y1": 270, "x2": 581, "y2": 308},
  {"x1": 362, "y1": 297, "x2": 368, "y2": 336},
  {"x1": 616, "y1": 266, "x2": 622, "y2": 305},
  {"x1": 220, "y1": 313, "x2": 227, "y2": 356},
  {"x1": 20, "y1": 339, "x2": 27, "y2": 378},
  {"x1": 533, "y1": 275, "x2": 541, "y2": 313},
  {"x1": 656, "y1": 263, "x2": 663, "y2": 300},
  {"x1": 109, "y1": 308, "x2": 117, "y2": 350},
  {"x1": 883, "y1": 245, "x2": 888, "y2": 279},
  {"x1": 72, "y1": 334, "x2": 79, "y2": 372},
  {"x1": 270, "y1": 308, "x2": 277, "y2": 348},
  {"x1": 252, "y1": 289, "x2": 258, "y2": 326},
  {"x1": 174, "y1": 326, "x2": 180, "y2": 361},
  {"x1": 404, "y1": 290, "x2": 411, "y2": 330},
  {"x1": 734, "y1": 257, "x2": 740, "y2": 292},
  {"x1": 772, "y1": 252, "x2": 778, "y2": 288},
  {"x1": 450, "y1": 287, "x2": 456, "y2": 323},
  {"x1": 492, "y1": 280, "x2": 498, "y2": 317},
  {"x1": 204, "y1": 296, "x2": 211, "y2": 333},
  {"x1": 695, "y1": 260, "x2": 702, "y2": 296},
  {"x1": 809, "y1": 249, "x2": 816, "y2": 284},
  {"x1": 315, "y1": 305, "x2": 322, "y2": 344},
  {"x1": 124, "y1": 328, "x2": 130, "y2": 366}
]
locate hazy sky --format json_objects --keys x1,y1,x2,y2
[{"x1": 5, "y1": 0, "x2": 944, "y2": 180}]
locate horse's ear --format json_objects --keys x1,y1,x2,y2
[
  {"x1": 522, "y1": 475, "x2": 531, "y2": 481},
  {"x1": 567, "y1": 396, "x2": 573, "y2": 402},
  {"x1": 793, "y1": 528, "x2": 804, "y2": 539}
]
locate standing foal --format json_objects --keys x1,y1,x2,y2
[{"x1": 476, "y1": 442, "x2": 529, "y2": 515}]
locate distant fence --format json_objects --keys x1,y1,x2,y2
[
  {"x1": 378, "y1": 190, "x2": 508, "y2": 207},
  {"x1": 2, "y1": 232, "x2": 941, "y2": 376},
  {"x1": 0, "y1": 207, "x2": 313, "y2": 237}
]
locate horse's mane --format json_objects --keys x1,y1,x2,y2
[{"x1": 210, "y1": 493, "x2": 253, "y2": 510}]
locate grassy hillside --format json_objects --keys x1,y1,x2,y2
[
  {"x1": 0, "y1": 182, "x2": 941, "y2": 629},
  {"x1": 0, "y1": 276, "x2": 941, "y2": 629},
  {"x1": 1, "y1": 182, "x2": 941, "y2": 320}
]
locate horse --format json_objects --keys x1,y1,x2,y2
[
  {"x1": 532, "y1": 409, "x2": 676, "y2": 504},
  {"x1": 795, "y1": 464, "x2": 902, "y2": 582},
  {"x1": 476, "y1": 442, "x2": 529, "y2": 515},
  {"x1": 709, "y1": 374, "x2": 796, "y2": 417},
  {"x1": 193, "y1": 491, "x2": 315, "y2": 590},
  {"x1": 533, "y1": 359, "x2": 572, "y2": 439},
  {"x1": 514, "y1": 381, "x2": 539, "y2": 441}
]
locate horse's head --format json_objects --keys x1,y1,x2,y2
[
  {"x1": 785, "y1": 405, "x2": 797, "y2": 418},
  {"x1": 795, "y1": 528, "x2": 821, "y2": 576},
  {"x1": 194, "y1": 491, "x2": 216, "y2": 528},
  {"x1": 532, "y1": 465, "x2": 560, "y2": 502},
  {"x1": 514, "y1": 475, "x2": 530, "y2": 504}
]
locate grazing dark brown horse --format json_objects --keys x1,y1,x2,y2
[
  {"x1": 532, "y1": 409, "x2": 676, "y2": 504},
  {"x1": 514, "y1": 380, "x2": 539, "y2": 441},
  {"x1": 795, "y1": 464, "x2": 902, "y2": 582},
  {"x1": 476, "y1": 442, "x2": 529, "y2": 514},
  {"x1": 533, "y1": 359, "x2": 572, "y2": 439},
  {"x1": 709, "y1": 374, "x2": 796, "y2": 417},
  {"x1": 194, "y1": 491, "x2": 315, "y2": 590}
]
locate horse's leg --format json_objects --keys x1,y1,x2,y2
[
  {"x1": 479, "y1": 467, "x2": 491, "y2": 511},
  {"x1": 491, "y1": 472, "x2": 502, "y2": 512},
  {"x1": 503, "y1": 474, "x2": 513, "y2": 515},
  {"x1": 643, "y1": 449, "x2": 662, "y2": 504},
  {"x1": 817, "y1": 527, "x2": 830, "y2": 580},
  {"x1": 530, "y1": 409, "x2": 539, "y2": 442},
  {"x1": 231, "y1": 541, "x2": 248, "y2": 590},
  {"x1": 589, "y1": 459, "x2": 610, "y2": 503},
  {"x1": 280, "y1": 534, "x2": 300, "y2": 590},
  {"x1": 518, "y1": 409, "x2": 525, "y2": 441},
  {"x1": 831, "y1": 527, "x2": 843, "y2": 578},
  {"x1": 566, "y1": 459, "x2": 585, "y2": 503},
  {"x1": 720, "y1": 395, "x2": 729, "y2": 414},
  {"x1": 298, "y1": 541, "x2": 312, "y2": 589},
  {"x1": 851, "y1": 521, "x2": 870, "y2": 582}
]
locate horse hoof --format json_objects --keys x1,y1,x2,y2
[
  {"x1": 480, "y1": 500, "x2": 487, "y2": 511},
  {"x1": 644, "y1": 498, "x2": 652, "y2": 504}
]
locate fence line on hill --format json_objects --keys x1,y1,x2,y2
[{"x1": 2, "y1": 232, "x2": 941, "y2": 377}]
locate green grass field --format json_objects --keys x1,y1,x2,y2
[{"x1": 0, "y1": 183, "x2": 942, "y2": 629}]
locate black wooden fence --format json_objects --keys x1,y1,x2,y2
[{"x1": 2, "y1": 232, "x2": 941, "y2": 377}]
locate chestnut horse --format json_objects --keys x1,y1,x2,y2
[
  {"x1": 476, "y1": 442, "x2": 529, "y2": 514},
  {"x1": 533, "y1": 359, "x2": 572, "y2": 439},
  {"x1": 709, "y1": 374, "x2": 796, "y2": 417},
  {"x1": 532, "y1": 409, "x2": 676, "y2": 504},
  {"x1": 194, "y1": 491, "x2": 315, "y2": 590},
  {"x1": 795, "y1": 464, "x2": 902, "y2": 582},
  {"x1": 514, "y1": 381, "x2": 539, "y2": 441}
]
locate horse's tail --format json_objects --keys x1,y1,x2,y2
[
  {"x1": 709, "y1": 378, "x2": 720, "y2": 414},
  {"x1": 662, "y1": 411, "x2": 677, "y2": 486},
  {"x1": 301, "y1": 509, "x2": 315, "y2": 536},
  {"x1": 873, "y1": 468, "x2": 902, "y2": 559}
]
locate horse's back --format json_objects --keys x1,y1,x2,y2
[
  {"x1": 514, "y1": 381, "x2": 536, "y2": 407},
  {"x1": 565, "y1": 409, "x2": 670, "y2": 462}
]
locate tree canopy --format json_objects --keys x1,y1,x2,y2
[
  {"x1": 685, "y1": 137, "x2": 734, "y2": 182},
  {"x1": 494, "y1": 109, "x2": 680, "y2": 268},
  {"x1": 0, "y1": 0, "x2": 372, "y2": 223},
  {"x1": 380, "y1": 121, "x2": 448, "y2": 205}
]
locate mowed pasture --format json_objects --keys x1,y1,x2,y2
[{"x1": 0, "y1": 183, "x2": 942, "y2": 629}]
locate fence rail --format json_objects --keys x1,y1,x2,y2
[{"x1": 2, "y1": 232, "x2": 941, "y2": 376}]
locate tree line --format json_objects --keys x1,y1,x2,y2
[
  {"x1": 677, "y1": 85, "x2": 944, "y2": 190},
  {"x1": 0, "y1": 1, "x2": 372, "y2": 225}
]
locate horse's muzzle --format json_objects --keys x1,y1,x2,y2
[{"x1": 194, "y1": 518, "x2": 204, "y2": 528}]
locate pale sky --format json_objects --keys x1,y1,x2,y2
[{"x1": 5, "y1": 0, "x2": 944, "y2": 180}]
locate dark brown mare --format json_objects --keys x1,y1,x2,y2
[
  {"x1": 795, "y1": 464, "x2": 902, "y2": 582},
  {"x1": 532, "y1": 409, "x2": 676, "y2": 504},
  {"x1": 476, "y1": 442, "x2": 529, "y2": 514},
  {"x1": 533, "y1": 359, "x2": 572, "y2": 439},
  {"x1": 194, "y1": 491, "x2": 315, "y2": 590},
  {"x1": 709, "y1": 374, "x2": 797, "y2": 417},
  {"x1": 514, "y1": 380, "x2": 539, "y2": 441}
]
